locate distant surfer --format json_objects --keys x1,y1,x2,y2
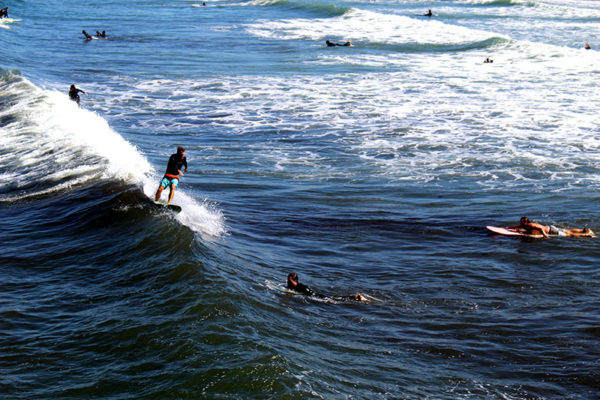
[
  {"x1": 286, "y1": 273, "x2": 369, "y2": 302},
  {"x1": 424, "y1": 9, "x2": 432, "y2": 17},
  {"x1": 510, "y1": 217, "x2": 594, "y2": 238},
  {"x1": 0, "y1": 7, "x2": 9, "y2": 18},
  {"x1": 585, "y1": 42, "x2": 591, "y2": 50},
  {"x1": 82, "y1": 30, "x2": 93, "y2": 40},
  {"x1": 325, "y1": 40, "x2": 353, "y2": 47},
  {"x1": 96, "y1": 30, "x2": 107, "y2": 38},
  {"x1": 484, "y1": 57, "x2": 493, "y2": 63},
  {"x1": 155, "y1": 146, "x2": 188, "y2": 205},
  {"x1": 68, "y1": 84, "x2": 87, "y2": 106}
]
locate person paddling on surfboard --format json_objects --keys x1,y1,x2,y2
[
  {"x1": 511, "y1": 217, "x2": 594, "y2": 238},
  {"x1": 69, "y1": 84, "x2": 87, "y2": 106},
  {"x1": 325, "y1": 40, "x2": 353, "y2": 47},
  {"x1": 155, "y1": 146, "x2": 188, "y2": 205},
  {"x1": 287, "y1": 273, "x2": 369, "y2": 302},
  {"x1": 424, "y1": 9, "x2": 433, "y2": 17}
]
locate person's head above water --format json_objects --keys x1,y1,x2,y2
[
  {"x1": 520, "y1": 216, "x2": 530, "y2": 225},
  {"x1": 287, "y1": 272, "x2": 299, "y2": 288}
]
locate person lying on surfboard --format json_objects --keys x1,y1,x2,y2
[
  {"x1": 325, "y1": 40, "x2": 353, "y2": 47},
  {"x1": 424, "y1": 9, "x2": 433, "y2": 17},
  {"x1": 287, "y1": 273, "x2": 369, "y2": 302},
  {"x1": 155, "y1": 146, "x2": 188, "y2": 205},
  {"x1": 510, "y1": 217, "x2": 594, "y2": 238}
]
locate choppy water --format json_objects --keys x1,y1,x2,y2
[{"x1": 1, "y1": 0, "x2": 599, "y2": 398}]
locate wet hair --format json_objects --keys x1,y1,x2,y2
[
  {"x1": 177, "y1": 146, "x2": 185, "y2": 154},
  {"x1": 288, "y1": 273, "x2": 298, "y2": 282},
  {"x1": 520, "y1": 217, "x2": 529, "y2": 224}
]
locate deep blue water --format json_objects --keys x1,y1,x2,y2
[{"x1": 1, "y1": 0, "x2": 600, "y2": 398}]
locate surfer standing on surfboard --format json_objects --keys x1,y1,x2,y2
[
  {"x1": 511, "y1": 217, "x2": 594, "y2": 238},
  {"x1": 0, "y1": 8, "x2": 9, "y2": 18},
  {"x1": 287, "y1": 273, "x2": 369, "y2": 302},
  {"x1": 155, "y1": 146, "x2": 188, "y2": 205},
  {"x1": 69, "y1": 84, "x2": 87, "y2": 106}
]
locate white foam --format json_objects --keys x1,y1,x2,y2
[
  {"x1": 141, "y1": 179, "x2": 226, "y2": 239},
  {"x1": 70, "y1": 23, "x2": 600, "y2": 192},
  {"x1": 245, "y1": 8, "x2": 506, "y2": 45}
]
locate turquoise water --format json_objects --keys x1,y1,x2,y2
[{"x1": 1, "y1": 0, "x2": 600, "y2": 398}]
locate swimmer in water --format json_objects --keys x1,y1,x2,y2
[
  {"x1": 286, "y1": 273, "x2": 369, "y2": 302},
  {"x1": 424, "y1": 9, "x2": 432, "y2": 17}
]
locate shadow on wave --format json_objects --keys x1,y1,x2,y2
[{"x1": 361, "y1": 36, "x2": 508, "y2": 54}]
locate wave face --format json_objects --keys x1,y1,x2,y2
[
  {"x1": 0, "y1": 70, "x2": 225, "y2": 237},
  {"x1": 0, "y1": 71, "x2": 151, "y2": 201}
]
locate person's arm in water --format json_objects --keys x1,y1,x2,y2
[{"x1": 332, "y1": 294, "x2": 369, "y2": 302}]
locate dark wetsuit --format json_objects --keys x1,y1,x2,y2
[
  {"x1": 165, "y1": 153, "x2": 187, "y2": 177},
  {"x1": 69, "y1": 88, "x2": 85, "y2": 105},
  {"x1": 159, "y1": 153, "x2": 188, "y2": 188},
  {"x1": 288, "y1": 282, "x2": 359, "y2": 301},
  {"x1": 289, "y1": 282, "x2": 318, "y2": 297}
]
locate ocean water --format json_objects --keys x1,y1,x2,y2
[{"x1": 1, "y1": 0, "x2": 599, "y2": 398}]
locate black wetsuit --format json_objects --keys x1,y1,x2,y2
[
  {"x1": 164, "y1": 153, "x2": 188, "y2": 178},
  {"x1": 69, "y1": 88, "x2": 85, "y2": 105},
  {"x1": 289, "y1": 282, "x2": 318, "y2": 297},
  {"x1": 288, "y1": 282, "x2": 358, "y2": 301}
]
